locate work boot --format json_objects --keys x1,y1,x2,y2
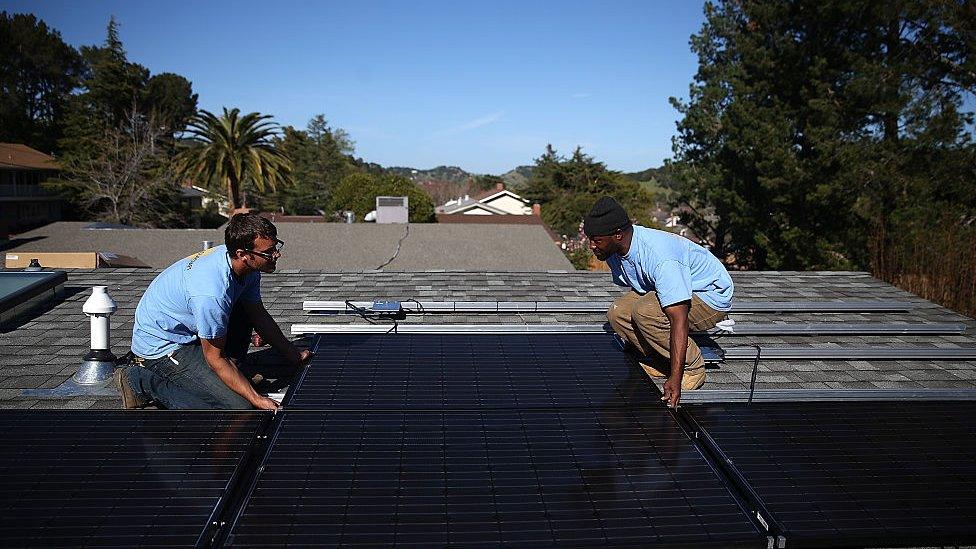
[{"x1": 114, "y1": 368, "x2": 148, "y2": 409}]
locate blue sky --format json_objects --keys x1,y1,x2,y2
[{"x1": 4, "y1": 0, "x2": 707, "y2": 174}]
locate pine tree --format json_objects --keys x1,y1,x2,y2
[
  {"x1": 522, "y1": 145, "x2": 657, "y2": 236},
  {"x1": 670, "y1": 0, "x2": 974, "y2": 271}
]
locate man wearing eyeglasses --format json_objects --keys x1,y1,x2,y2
[
  {"x1": 115, "y1": 212, "x2": 313, "y2": 410},
  {"x1": 585, "y1": 197, "x2": 734, "y2": 408}
]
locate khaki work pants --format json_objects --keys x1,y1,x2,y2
[{"x1": 607, "y1": 291, "x2": 726, "y2": 389}]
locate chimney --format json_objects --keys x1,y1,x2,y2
[
  {"x1": 496, "y1": 182, "x2": 504, "y2": 191},
  {"x1": 532, "y1": 203, "x2": 541, "y2": 216}
]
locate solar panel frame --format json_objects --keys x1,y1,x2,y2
[
  {"x1": 0, "y1": 410, "x2": 269, "y2": 548},
  {"x1": 683, "y1": 401, "x2": 976, "y2": 548},
  {"x1": 223, "y1": 409, "x2": 770, "y2": 548}
]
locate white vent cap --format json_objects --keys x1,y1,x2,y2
[{"x1": 83, "y1": 286, "x2": 117, "y2": 316}]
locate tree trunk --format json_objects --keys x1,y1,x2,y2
[{"x1": 227, "y1": 174, "x2": 243, "y2": 210}]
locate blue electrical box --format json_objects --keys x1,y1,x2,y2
[{"x1": 372, "y1": 300, "x2": 402, "y2": 312}]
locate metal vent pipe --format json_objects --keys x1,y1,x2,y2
[{"x1": 73, "y1": 286, "x2": 118, "y2": 385}]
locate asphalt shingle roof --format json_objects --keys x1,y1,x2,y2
[
  {"x1": 1, "y1": 268, "x2": 974, "y2": 410},
  {"x1": 3, "y1": 222, "x2": 573, "y2": 271}
]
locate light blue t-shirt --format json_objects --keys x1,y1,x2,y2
[
  {"x1": 607, "y1": 226, "x2": 734, "y2": 312},
  {"x1": 131, "y1": 245, "x2": 262, "y2": 359}
]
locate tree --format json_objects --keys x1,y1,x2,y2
[
  {"x1": 176, "y1": 107, "x2": 292, "y2": 210},
  {"x1": 45, "y1": 112, "x2": 183, "y2": 227},
  {"x1": 60, "y1": 17, "x2": 198, "y2": 159},
  {"x1": 143, "y1": 73, "x2": 198, "y2": 139},
  {"x1": 669, "y1": 0, "x2": 975, "y2": 313},
  {"x1": 669, "y1": 0, "x2": 976, "y2": 270},
  {"x1": 259, "y1": 114, "x2": 355, "y2": 214},
  {"x1": 0, "y1": 12, "x2": 83, "y2": 153},
  {"x1": 329, "y1": 172, "x2": 435, "y2": 222},
  {"x1": 75, "y1": 17, "x2": 149, "y2": 126},
  {"x1": 521, "y1": 145, "x2": 657, "y2": 236}
]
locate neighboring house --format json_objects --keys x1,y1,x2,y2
[
  {"x1": 434, "y1": 183, "x2": 561, "y2": 242},
  {"x1": 182, "y1": 183, "x2": 229, "y2": 216},
  {"x1": 436, "y1": 183, "x2": 535, "y2": 216},
  {"x1": 650, "y1": 203, "x2": 702, "y2": 243},
  {"x1": 0, "y1": 143, "x2": 63, "y2": 236},
  {"x1": 180, "y1": 185, "x2": 206, "y2": 210}
]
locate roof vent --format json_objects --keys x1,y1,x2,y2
[
  {"x1": 376, "y1": 196, "x2": 408, "y2": 224},
  {"x1": 22, "y1": 286, "x2": 119, "y2": 398}
]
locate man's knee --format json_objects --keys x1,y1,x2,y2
[
  {"x1": 631, "y1": 300, "x2": 669, "y2": 330},
  {"x1": 607, "y1": 302, "x2": 629, "y2": 328}
]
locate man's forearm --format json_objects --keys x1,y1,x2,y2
[
  {"x1": 251, "y1": 310, "x2": 300, "y2": 361},
  {"x1": 670, "y1": 323, "x2": 689, "y2": 378},
  {"x1": 205, "y1": 351, "x2": 264, "y2": 406}
]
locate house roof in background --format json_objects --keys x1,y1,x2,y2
[
  {"x1": 3, "y1": 222, "x2": 573, "y2": 271},
  {"x1": 0, "y1": 269, "x2": 973, "y2": 410},
  {"x1": 0, "y1": 143, "x2": 58, "y2": 170},
  {"x1": 442, "y1": 201, "x2": 510, "y2": 215}
]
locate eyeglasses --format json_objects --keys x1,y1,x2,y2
[{"x1": 246, "y1": 239, "x2": 284, "y2": 260}]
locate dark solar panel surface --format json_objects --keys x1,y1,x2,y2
[
  {"x1": 687, "y1": 402, "x2": 976, "y2": 548},
  {"x1": 289, "y1": 333, "x2": 660, "y2": 410},
  {"x1": 226, "y1": 409, "x2": 765, "y2": 548},
  {"x1": 0, "y1": 410, "x2": 266, "y2": 548}
]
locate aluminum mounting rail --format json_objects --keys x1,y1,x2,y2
[
  {"x1": 676, "y1": 388, "x2": 976, "y2": 403},
  {"x1": 732, "y1": 300, "x2": 917, "y2": 312},
  {"x1": 707, "y1": 322, "x2": 966, "y2": 335},
  {"x1": 304, "y1": 299, "x2": 920, "y2": 314},
  {"x1": 291, "y1": 323, "x2": 613, "y2": 335},
  {"x1": 712, "y1": 346, "x2": 976, "y2": 360}
]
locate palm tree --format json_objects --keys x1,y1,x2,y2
[{"x1": 177, "y1": 107, "x2": 291, "y2": 210}]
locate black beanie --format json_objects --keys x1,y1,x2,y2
[{"x1": 583, "y1": 196, "x2": 631, "y2": 237}]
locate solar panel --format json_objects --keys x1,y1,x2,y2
[
  {"x1": 685, "y1": 402, "x2": 976, "y2": 548},
  {"x1": 0, "y1": 410, "x2": 267, "y2": 548},
  {"x1": 224, "y1": 409, "x2": 768, "y2": 548},
  {"x1": 288, "y1": 333, "x2": 660, "y2": 410}
]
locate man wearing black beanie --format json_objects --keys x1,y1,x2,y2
[{"x1": 584, "y1": 197, "x2": 734, "y2": 407}]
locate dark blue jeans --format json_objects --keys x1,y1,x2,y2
[{"x1": 122, "y1": 304, "x2": 254, "y2": 409}]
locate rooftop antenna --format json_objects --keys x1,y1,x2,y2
[{"x1": 23, "y1": 286, "x2": 119, "y2": 398}]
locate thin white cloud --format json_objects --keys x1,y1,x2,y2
[
  {"x1": 436, "y1": 111, "x2": 504, "y2": 135},
  {"x1": 571, "y1": 93, "x2": 591, "y2": 99}
]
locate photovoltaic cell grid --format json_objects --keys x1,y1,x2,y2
[
  {"x1": 686, "y1": 401, "x2": 976, "y2": 548},
  {"x1": 0, "y1": 410, "x2": 266, "y2": 548},
  {"x1": 289, "y1": 333, "x2": 660, "y2": 410},
  {"x1": 225, "y1": 409, "x2": 766, "y2": 548}
]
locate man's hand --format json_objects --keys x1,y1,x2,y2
[
  {"x1": 252, "y1": 395, "x2": 281, "y2": 411},
  {"x1": 295, "y1": 349, "x2": 314, "y2": 367},
  {"x1": 662, "y1": 375, "x2": 682, "y2": 408}
]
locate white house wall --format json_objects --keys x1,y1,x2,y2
[{"x1": 482, "y1": 194, "x2": 531, "y2": 215}]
